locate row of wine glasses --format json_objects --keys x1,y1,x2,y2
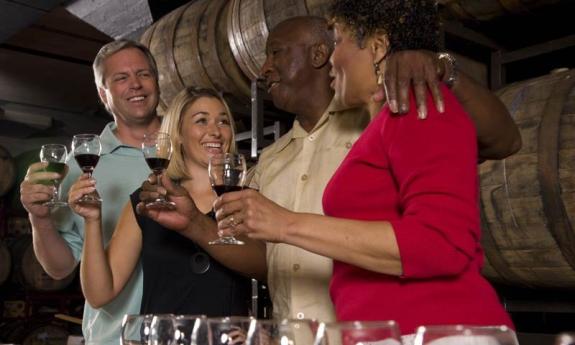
[
  {"x1": 39, "y1": 134, "x2": 102, "y2": 207},
  {"x1": 122, "y1": 315, "x2": 520, "y2": 345},
  {"x1": 41, "y1": 132, "x2": 247, "y2": 246}
]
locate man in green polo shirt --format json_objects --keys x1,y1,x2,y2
[{"x1": 20, "y1": 39, "x2": 161, "y2": 345}]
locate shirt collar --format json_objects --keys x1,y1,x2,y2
[
  {"x1": 100, "y1": 122, "x2": 132, "y2": 155},
  {"x1": 270, "y1": 99, "x2": 341, "y2": 154}
]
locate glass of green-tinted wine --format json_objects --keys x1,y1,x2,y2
[{"x1": 39, "y1": 144, "x2": 68, "y2": 207}]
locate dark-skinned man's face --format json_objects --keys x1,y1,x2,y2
[{"x1": 260, "y1": 23, "x2": 315, "y2": 114}]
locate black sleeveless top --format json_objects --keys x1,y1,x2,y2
[{"x1": 130, "y1": 190, "x2": 251, "y2": 316}]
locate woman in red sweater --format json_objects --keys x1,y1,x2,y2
[{"x1": 214, "y1": 0, "x2": 514, "y2": 337}]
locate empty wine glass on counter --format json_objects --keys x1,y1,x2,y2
[
  {"x1": 315, "y1": 320, "x2": 402, "y2": 345},
  {"x1": 72, "y1": 134, "x2": 102, "y2": 204},
  {"x1": 208, "y1": 153, "x2": 246, "y2": 245},
  {"x1": 39, "y1": 144, "x2": 68, "y2": 207},
  {"x1": 248, "y1": 319, "x2": 318, "y2": 345},
  {"x1": 208, "y1": 316, "x2": 256, "y2": 345},
  {"x1": 414, "y1": 325, "x2": 519, "y2": 345},
  {"x1": 121, "y1": 314, "x2": 154, "y2": 345},
  {"x1": 142, "y1": 132, "x2": 176, "y2": 210},
  {"x1": 172, "y1": 315, "x2": 207, "y2": 345}
]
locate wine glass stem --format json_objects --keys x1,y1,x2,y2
[
  {"x1": 156, "y1": 172, "x2": 164, "y2": 200},
  {"x1": 52, "y1": 181, "x2": 60, "y2": 202}
]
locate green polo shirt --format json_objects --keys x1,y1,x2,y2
[{"x1": 55, "y1": 122, "x2": 151, "y2": 345}]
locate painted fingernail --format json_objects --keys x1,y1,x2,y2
[
  {"x1": 390, "y1": 100, "x2": 399, "y2": 113},
  {"x1": 400, "y1": 104, "x2": 408, "y2": 114},
  {"x1": 438, "y1": 100, "x2": 445, "y2": 113},
  {"x1": 418, "y1": 106, "x2": 427, "y2": 120}
]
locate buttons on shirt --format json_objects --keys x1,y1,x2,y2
[
  {"x1": 301, "y1": 174, "x2": 308, "y2": 181},
  {"x1": 308, "y1": 135, "x2": 316, "y2": 141},
  {"x1": 293, "y1": 264, "x2": 300, "y2": 272},
  {"x1": 345, "y1": 142, "x2": 352, "y2": 149},
  {"x1": 296, "y1": 312, "x2": 305, "y2": 319}
]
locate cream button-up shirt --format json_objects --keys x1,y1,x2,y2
[{"x1": 250, "y1": 100, "x2": 369, "y2": 322}]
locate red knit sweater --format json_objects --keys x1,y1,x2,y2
[{"x1": 323, "y1": 86, "x2": 513, "y2": 335}]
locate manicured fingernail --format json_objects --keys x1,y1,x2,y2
[
  {"x1": 400, "y1": 104, "x2": 408, "y2": 114},
  {"x1": 390, "y1": 100, "x2": 399, "y2": 113},
  {"x1": 438, "y1": 100, "x2": 444, "y2": 113},
  {"x1": 418, "y1": 106, "x2": 427, "y2": 120}
]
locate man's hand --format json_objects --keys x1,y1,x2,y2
[
  {"x1": 136, "y1": 174, "x2": 200, "y2": 232},
  {"x1": 378, "y1": 50, "x2": 445, "y2": 119},
  {"x1": 20, "y1": 162, "x2": 68, "y2": 218}
]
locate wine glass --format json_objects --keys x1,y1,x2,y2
[
  {"x1": 413, "y1": 325, "x2": 519, "y2": 345},
  {"x1": 207, "y1": 316, "x2": 256, "y2": 345},
  {"x1": 314, "y1": 320, "x2": 402, "y2": 345},
  {"x1": 72, "y1": 134, "x2": 102, "y2": 204},
  {"x1": 148, "y1": 314, "x2": 177, "y2": 345},
  {"x1": 247, "y1": 319, "x2": 318, "y2": 345},
  {"x1": 172, "y1": 315, "x2": 207, "y2": 345},
  {"x1": 208, "y1": 153, "x2": 247, "y2": 245},
  {"x1": 142, "y1": 132, "x2": 176, "y2": 210},
  {"x1": 39, "y1": 144, "x2": 68, "y2": 208},
  {"x1": 121, "y1": 314, "x2": 154, "y2": 345}
]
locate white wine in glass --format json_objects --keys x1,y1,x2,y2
[{"x1": 39, "y1": 144, "x2": 68, "y2": 208}]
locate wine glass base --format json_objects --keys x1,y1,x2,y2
[
  {"x1": 145, "y1": 200, "x2": 176, "y2": 210},
  {"x1": 43, "y1": 200, "x2": 68, "y2": 208},
  {"x1": 208, "y1": 237, "x2": 245, "y2": 245},
  {"x1": 77, "y1": 195, "x2": 102, "y2": 205}
]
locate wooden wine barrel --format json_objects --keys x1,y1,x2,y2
[
  {"x1": 140, "y1": 0, "x2": 332, "y2": 110},
  {"x1": 0, "y1": 319, "x2": 68, "y2": 345},
  {"x1": 438, "y1": 0, "x2": 562, "y2": 21},
  {"x1": 10, "y1": 235, "x2": 76, "y2": 291},
  {"x1": 141, "y1": 0, "x2": 251, "y2": 112},
  {"x1": 0, "y1": 240, "x2": 10, "y2": 286},
  {"x1": 480, "y1": 68, "x2": 575, "y2": 288},
  {"x1": 0, "y1": 145, "x2": 16, "y2": 197}
]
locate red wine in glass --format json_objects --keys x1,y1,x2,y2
[
  {"x1": 72, "y1": 134, "x2": 102, "y2": 204},
  {"x1": 208, "y1": 153, "x2": 247, "y2": 245},
  {"x1": 142, "y1": 132, "x2": 175, "y2": 210}
]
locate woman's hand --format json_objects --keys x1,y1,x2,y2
[
  {"x1": 68, "y1": 174, "x2": 100, "y2": 221},
  {"x1": 213, "y1": 189, "x2": 293, "y2": 243}
]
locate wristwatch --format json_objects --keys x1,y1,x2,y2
[{"x1": 438, "y1": 52, "x2": 458, "y2": 88}]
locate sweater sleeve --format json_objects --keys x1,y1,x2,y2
[{"x1": 385, "y1": 87, "x2": 482, "y2": 279}]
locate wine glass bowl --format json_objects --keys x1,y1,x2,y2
[
  {"x1": 72, "y1": 134, "x2": 102, "y2": 204},
  {"x1": 414, "y1": 325, "x2": 519, "y2": 345},
  {"x1": 315, "y1": 320, "x2": 402, "y2": 345},
  {"x1": 121, "y1": 314, "x2": 154, "y2": 345},
  {"x1": 142, "y1": 132, "x2": 176, "y2": 210},
  {"x1": 39, "y1": 144, "x2": 68, "y2": 208},
  {"x1": 208, "y1": 153, "x2": 247, "y2": 245}
]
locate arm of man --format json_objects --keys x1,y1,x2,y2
[
  {"x1": 136, "y1": 174, "x2": 267, "y2": 282},
  {"x1": 20, "y1": 162, "x2": 77, "y2": 279},
  {"x1": 383, "y1": 50, "x2": 521, "y2": 160}
]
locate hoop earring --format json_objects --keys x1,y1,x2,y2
[{"x1": 373, "y1": 48, "x2": 391, "y2": 86}]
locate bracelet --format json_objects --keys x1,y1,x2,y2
[{"x1": 438, "y1": 52, "x2": 458, "y2": 88}]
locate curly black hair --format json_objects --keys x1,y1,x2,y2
[{"x1": 329, "y1": 0, "x2": 441, "y2": 52}]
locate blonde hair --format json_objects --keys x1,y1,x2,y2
[{"x1": 161, "y1": 87, "x2": 237, "y2": 181}]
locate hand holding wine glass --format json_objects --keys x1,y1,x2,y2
[
  {"x1": 72, "y1": 134, "x2": 102, "y2": 204},
  {"x1": 142, "y1": 132, "x2": 176, "y2": 210},
  {"x1": 208, "y1": 153, "x2": 247, "y2": 245},
  {"x1": 38, "y1": 144, "x2": 68, "y2": 208}
]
